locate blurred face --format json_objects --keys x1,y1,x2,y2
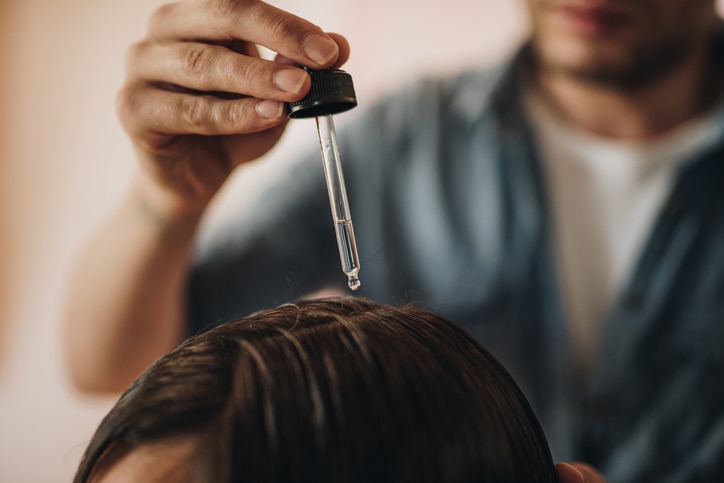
[{"x1": 524, "y1": 0, "x2": 718, "y2": 89}]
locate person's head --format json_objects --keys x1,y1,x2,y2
[
  {"x1": 74, "y1": 297, "x2": 556, "y2": 483},
  {"x1": 524, "y1": 0, "x2": 722, "y2": 89}
]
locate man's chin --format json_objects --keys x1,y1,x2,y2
[
  {"x1": 533, "y1": 31, "x2": 700, "y2": 91},
  {"x1": 534, "y1": 44, "x2": 629, "y2": 86}
]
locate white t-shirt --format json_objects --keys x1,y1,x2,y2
[{"x1": 525, "y1": 89, "x2": 721, "y2": 384}]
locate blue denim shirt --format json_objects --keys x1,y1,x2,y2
[{"x1": 189, "y1": 43, "x2": 724, "y2": 482}]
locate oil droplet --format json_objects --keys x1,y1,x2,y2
[{"x1": 348, "y1": 276, "x2": 361, "y2": 291}]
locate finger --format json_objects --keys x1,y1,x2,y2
[
  {"x1": 128, "y1": 40, "x2": 311, "y2": 101},
  {"x1": 117, "y1": 84, "x2": 287, "y2": 141},
  {"x1": 326, "y1": 32, "x2": 351, "y2": 68},
  {"x1": 575, "y1": 463, "x2": 607, "y2": 483},
  {"x1": 555, "y1": 462, "x2": 607, "y2": 483},
  {"x1": 274, "y1": 33, "x2": 351, "y2": 69},
  {"x1": 148, "y1": 0, "x2": 341, "y2": 69}
]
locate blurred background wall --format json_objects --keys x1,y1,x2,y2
[
  {"x1": 1, "y1": 0, "x2": 11, "y2": 372},
  {"x1": 6, "y1": 0, "x2": 721, "y2": 481}
]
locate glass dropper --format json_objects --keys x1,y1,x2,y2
[{"x1": 287, "y1": 68, "x2": 361, "y2": 290}]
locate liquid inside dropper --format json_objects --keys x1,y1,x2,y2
[{"x1": 335, "y1": 220, "x2": 361, "y2": 290}]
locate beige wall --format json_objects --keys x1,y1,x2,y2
[
  {"x1": 0, "y1": 0, "x2": 10, "y2": 372},
  {"x1": 0, "y1": 3, "x2": 164, "y2": 481},
  {"x1": 8, "y1": 1, "x2": 723, "y2": 481}
]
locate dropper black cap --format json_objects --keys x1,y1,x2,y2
[{"x1": 287, "y1": 68, "x2": 357, "y2": 119}]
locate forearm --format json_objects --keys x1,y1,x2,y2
[
  {"x1": 65, "y1": 0, "x2": 351, "y2": 395},
  {"x1": 64, "y1": 177, "x2": 202, "y2": 394}
]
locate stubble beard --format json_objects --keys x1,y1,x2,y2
[{"x1": 534, "y1": 33, "x2": 703, "y2": 92}]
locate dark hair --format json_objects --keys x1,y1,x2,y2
[{"x1": 74, "y1": 297, "x2": 556, "y2": 483}]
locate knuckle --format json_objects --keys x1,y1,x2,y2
[
  {"x1": 210, "y1": 0, "x2": 241, "y2": 15},
  {"x1": 209, "y1": 0, "x2": 254, "y2": 26},
  {"x1": 181, "y1": 96, "x2": 215, "y2": 132},
  {"x1": 265, "y1": 12, "x2": 306, "y2": 40},
  {"x1": 224, "y1": 59, "x2": 261, "y2": 92},
  {"x1": 184, "y1": 45, "x2": 214, "y2": 84},
  {"x1": 208, "y1": 48, "x2": 245, "y2": 87},
  {"x1": 224, "y1": 101, "x2": 251, "y2": 129},
  {"x1": 181, "y1": 96, "x2": 257, "y2": 134}
]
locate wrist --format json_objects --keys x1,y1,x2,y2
[{"x1": 128, "y1": 175, "x2": 207, "y2": 238}]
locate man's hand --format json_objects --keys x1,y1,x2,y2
[
  {"x1": 118, "y1": 0, "x2": 350, "y2": 220},
  {"x1": 65, "y1": 0, "x2": 351, "y2": 393},
  {"x1": 555, "y1": 462, "x2": 607, "y2": 483}
]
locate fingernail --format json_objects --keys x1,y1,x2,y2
[
  {"x1": 303, "y1": 34, "x2": 338, "y2": 65},
  {"x1": 255, "y1": 100, "x2": 284, "y2": 118},
  {"x1": 556, "y1": 463, "x2": 584, "y2": 483},
  {"x1": 273, "y1": 68, "x2": 308, "y2": 94}
]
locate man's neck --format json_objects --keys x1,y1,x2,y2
[{"x1": 534, "y1": 43, "x2": 723, "y2": 140}]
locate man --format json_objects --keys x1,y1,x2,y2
[{"x1": 65, "y1": 1, "x2": 724, "y2": 481}]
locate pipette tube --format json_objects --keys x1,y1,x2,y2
[
  {"x1": 286, "y1": 68, "x2": 361, "y2": 290},
  {"x1": 315, "y1": 114, "x2": 361, "y2": 290}
]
